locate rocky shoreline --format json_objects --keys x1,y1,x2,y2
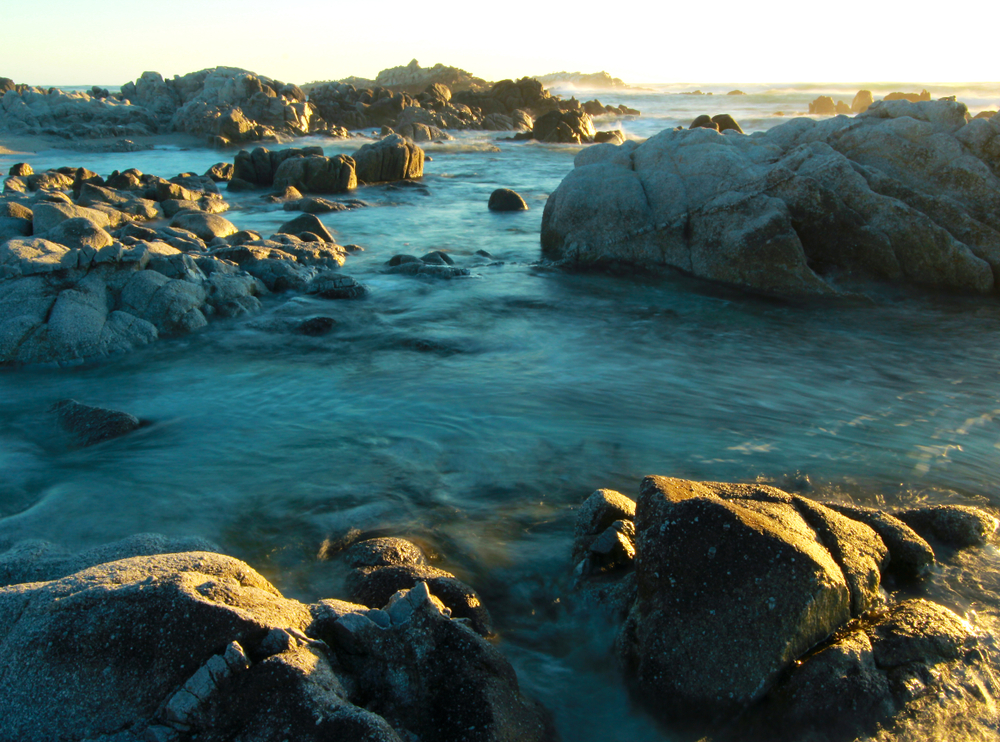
[
  {"x1": 3, "y1": 65, "x2": 1000, "y2": 742},
  {"x1": 0, "y1": 477, "x2": 995, "y2": 742}
]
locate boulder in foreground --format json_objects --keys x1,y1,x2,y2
[{"x1": 0, "y1": 547, "x2": 554, "y2": 742}]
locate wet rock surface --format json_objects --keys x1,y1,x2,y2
[
  {"x1": 0, "y1": 540, "x2": 552, "y2": 742},
  {"x1": 569, "y1": 475, "x2": 999, "y2": 740}
]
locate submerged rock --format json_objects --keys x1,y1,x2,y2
[{"x1": 50, "y1": 398, "x2": 141, "y2": 445}]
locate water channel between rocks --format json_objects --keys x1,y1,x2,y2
[{"x1": 3, "y1": 109, "x2": 1000, "y2": 740}]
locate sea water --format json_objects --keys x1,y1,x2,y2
[{"x1": 1, "y1": 84, "x2": 1000, "y2": 740}]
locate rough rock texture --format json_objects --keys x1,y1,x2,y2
[
  {"x1": 542, "y1": 100, "x2": 1000, "y2": 297},
  {"x1": 0, "y1": 546, "x2": 552, "y2": 742},
  {"x1": 351, "y1": 135, "x2": 424, "y2": 184},
  {"x1": 568, "y1": 475, "x2": 999, "y2": 737},
  {"x1": 342, "y1": 537, "x2": 493, "y2": 637},
  {"x1": 272, "y1": 155, "x2": 357, "y2": 194}
]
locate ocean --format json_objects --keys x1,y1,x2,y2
[{"x1": 1, "y1": 81, "x2": 999, "y2": 740}]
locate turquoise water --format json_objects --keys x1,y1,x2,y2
[{"x1": 2, "y1": 86, "x2": 1000, "y2": 740}]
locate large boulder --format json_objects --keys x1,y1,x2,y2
[
  {"x1": 0, "y1": 546, "x2": 553, "y2": 742},
  {"x1": 530, "y1": 110, "x2": 596, "y2": 144},
  {"x1": 567, "y1": 476, "x2": 998, "y2": 739},
  {"x1": 272, "y1": 155, "x2": 357, "y2": 194},
  {"x1": 351, "y1": 135, "x2": 424, "y2": 184},
  {"x1": 541, "y1": 100, "x2": 1000, "y2": 297}
]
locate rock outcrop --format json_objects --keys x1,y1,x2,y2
[
  {"x1": 570, "y1": 476, "x2": 999, "y2": 739},
  {"x1": 533, "y1": 71, "x2": 630, "y2": 90},
  {"x1": 0, "y1": 544, "x2": 553, "y2": 742},
  {"x1": 541, "y1": 100, "x2": 1000, "y2": 297},
  {"x1": 0, "y1": 159, "x2": 364, "y2": 365}
]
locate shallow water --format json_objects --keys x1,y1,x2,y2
[{"x1": 2, "y1": 86, "x2": 1000, "y2": 740}]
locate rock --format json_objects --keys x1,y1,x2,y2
[
  {"x1": 8, "y1": 163, "x2": 32, "y2": 176},
  {"x1": 711, "y1": 114, "x2": 744, "y2": 133},
  {"x1": 852, "y1": 90, "x2": 874, "y2": 113},
  {"x1": 308, "y1": 272, "x2": 367, "y2": 299},
  {"x1": 885, "y1": 89, "x2": 932, "y2": 103},
  {"x1": 573, "y1": 488, "x2": 636, "y2": 563},
  {"x1": 272, "y1": 155, "x2": 357, "y2": 194},
  {"x1": 825, "y1": 502, "x2": 935, "y2": 579},
  {"x1": 170, "y1": 212, "x2": 239, "y2": 242},
  {"x1": 618, "y1": 477, "x2": 857, "y2": 722},
  {"x1": 120, "y1": 270, "x2": 209, "y2": 335},
  {"x1": 276, "y1": 213, "x2": 334, "y2": 243},
  {"x1": 0, "y1": 202, "x2": 32, "y2": 220},
  {"x1": 420, "y1": 250, "x2": 454, "y2": 265},
  {"x1": 0, "y1": 238, "x2": 77, "y2": 276},
  {"x1": 488, "y1": 188, "x2": 528, "y2": 211},
  {"x1": 42, "y1": 217, "x2": 113, "y2": 251},
  {"x1": 204, "y1": 162, "x2": 234, "y2": 182},
  {"x1": 727, "y1": 90, "x2": 746, "y2": 96},
  {"x1": 343, "y1": 537, "x2": 430, "y2": 568},
  {"x1": 0, "y1": 533, "x2": 554, "y2": 742},
  {"x1": 50, "y1": 398, "x2": 141, "y2": 445},
  {"x1": 689, "y1": 114, "x2": 719, "y2": 131},
  {"x1": 541, "y1": 100, "x2": 1000, "y2": 297},
  {"x1": 347, "y1": 556, "x2": 493, "y2": 638},
  {"x1": 0, "y1": 215, "x2": 32, "y2": 242},
  {"x1": 32, "y1": 202, "x2": 113, "y2": 233},
  {"x1": 530, "y1": 110, "x2": 596, "y2": 144},
  {"x1": 893, "y1": 504, "x2": 998, "y2": 547},
  {"x1": 351, "y1": 135, "x2": 424, "y2": 184},
  {"x1": 809, "y1": 96, "x2": 837, "y2": 115},
  {"x1": 294, "y1": 316, "x2": 337, "y2": 336}
]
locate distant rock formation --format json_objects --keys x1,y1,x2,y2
[
  {"x1": 373, "y1": 59, "x2": 490, "y2": 95},
  {"x1": 533, "y1": 71, "x2": 629, "y2": 90},
  {"x1": 852, "y1": 89, "x2": 874, "y2": 113},
  {"x1": 884, "y1": 89, "x2": 932, "y2": 103}
]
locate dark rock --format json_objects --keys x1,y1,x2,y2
[
  {"x1": 343, "y1": 537, "x2": 430, "y2": 569},
  {"x1": 309, "y1": 273, "x2": 367, "y2": 299},
  {"x1": 618, "y1": 477, "x2": 856, "y2": 722},
  {"x1": 50, "y1": 399, "x2": 141, "y2": 445},
  {"x1": 711, "y1": 114, "x2": 744, "y2": 133},
  {"x1": 294, "y1": 317, "x2": 337, "y2": 336},
  {"x1": 488, "y1": 188, "x2": 528, "y2": 211},
  {"x1": 530, "y1": 110, "x2": 596, "y2": 144},
  {"x1": 420, "y1": 250, "x2": 455, "y2": 265},
  {"x1": 689, "y1": 114, "x2": 719, "y2": 131},
  {"x1": 573, "y1": 488, "x2": 636, "y2": 562},
  {"x1": 204, "y1": 162, "x2": 234, "y2": 182},
  {"x1": 272, "y1": 155, "x2": 356, "y2": 194},
  {"x1": 348, "y1": 563, "x2": 493, "y2": 637},
  {"x1": 825, "y1": 502, "x2": 935, "y2": 579},
  {"x1": 277, "y1": 213, "x2": 334, "y2": 243},
  {"x1": 893, "y1": 504, "x2": 998, "y2": 547},
  {"x1": 387, "y1": 254, "x2": 420, "y2": 267}
]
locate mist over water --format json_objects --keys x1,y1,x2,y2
[{"x1": 2, "y1": 84, "x2": 1000, "y2": 740}]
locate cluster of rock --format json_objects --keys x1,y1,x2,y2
[
  {"x1": 308, "y1": 75, "x2": 636, "y2": 144},
  {"x1": 572, "y1": 476, "x2": 999, "y2": 740},
  {"x1": 226, "y1": 136, "x2": 423, "y2": 198},
  {"x1": 532, "y1": 71, "x2": 630, "y2": 90},
  {"x1": 0, "y1": 535, "x2": 554, "y2": 742},
  {"x1": 0, "y1": 66, "x2": 640, "y2": 147},
  {"x1": 542, "y1": 99, "x2": 1000, "y2": 297},
  {"x1": 372, "y1": 58, "x2": 491, "y2": 95},
  {"x1": 0, "y1": 152, "x2": 373, "y2": 365},
  {"x1": 809, "y1": 89, "x2": 930, "y2": 116}
]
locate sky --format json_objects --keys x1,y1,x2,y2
[{"x1": 3, "y1": 0, "x2": 997, "y2": 87}]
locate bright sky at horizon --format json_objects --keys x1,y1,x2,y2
[{"x1": 3, "y1": 1, "x2": 996, "y2": 87}]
